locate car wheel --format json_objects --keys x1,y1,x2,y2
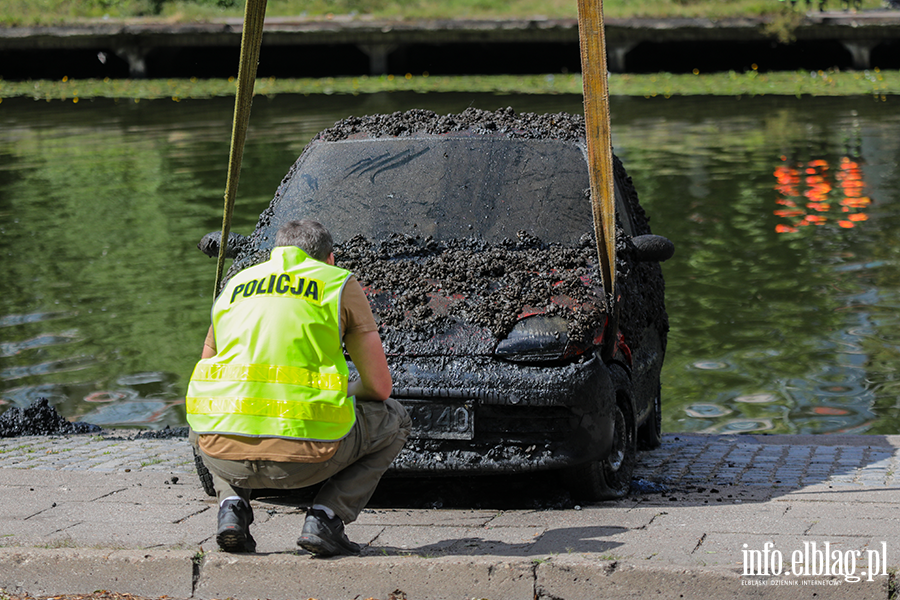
[
  {"x1": 638, "y1": 383, "x2": 662, "y2": 449},
  {"x1": 563, "y1": 399, "x2": 636, "y2": 501},
  {"x1": 193, "y1": 445, "x2": 217, "y2": 497}
]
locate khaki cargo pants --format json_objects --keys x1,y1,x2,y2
[{"x1": 198, "y1": 398, "x2": 410, "y2": 525}]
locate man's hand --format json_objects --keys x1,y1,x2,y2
[{"x1": 344, "y1": 330, "x2": 392, "y2": 401}]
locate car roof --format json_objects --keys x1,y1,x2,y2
[
  {"x1": 257, "y1": 131, "x2": 633, "y2": 248},
  {"x1": 265, "y1": 134, "x2": 589, "y2": 245}
]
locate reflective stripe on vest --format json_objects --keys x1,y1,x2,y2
[
  {"x1": 186, "y1": 246, "x2": 354, "y2": 441},
  {"x1": 191, "y1": 363, "x2": 346, "y2": 392}
]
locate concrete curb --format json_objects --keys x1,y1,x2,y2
[
  {"x1": 0, "y1": 548, "x2": 196, "y2": 598},
  {"x1": 1, "y1": 550, "x2": 890, "y2": 600}
]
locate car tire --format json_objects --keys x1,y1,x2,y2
[
  {"x1": 563, "y1": 398, "x2": 636, "y2": 501},
  {"x1": 638, "y1": 383, "x2": 662, "y2": 450},
  {"x1": 193, "y1": 445, "x2": 217, "y2": 497}
]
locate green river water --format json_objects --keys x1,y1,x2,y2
[{"x1": 1, "y1": 91, "x2": 899, "y2": 436}]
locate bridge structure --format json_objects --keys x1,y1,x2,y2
[{"x1": 0, "y1": 11, "x2": 898, "y2": 78}]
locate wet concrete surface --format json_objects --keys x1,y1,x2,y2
[{"x1": 0, "y1": 431, "x2": 897, "y2": 599}]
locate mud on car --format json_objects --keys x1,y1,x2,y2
[{"x1": 195, "y1": 108, "x2": 672, "y2": 501}]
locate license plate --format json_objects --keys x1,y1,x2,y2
[{"x1": 402, "y1": 400, "x2": 475, "y2": 440}]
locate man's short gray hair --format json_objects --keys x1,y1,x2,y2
[{"x1": 274, "y1": 219, "x2": 333, "y2": 262}]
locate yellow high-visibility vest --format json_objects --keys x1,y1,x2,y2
[{"x1": 186, "y1": 246, "x2": 355, "y2": 441}]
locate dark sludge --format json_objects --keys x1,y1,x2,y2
[
  {"x1": 0, "y1": 398, "x2": 100, "y2": 438},
  {"x1": 335, "y1": 233, "x2": 609, "y2": 345}
]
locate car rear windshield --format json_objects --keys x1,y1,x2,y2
[{"x1": 266, "y1": 135, "x2": 596, "y2": 245}]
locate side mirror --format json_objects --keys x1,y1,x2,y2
[
  {"x1": 198, "y1": 231, "x2": 248, "y2": 259},
  {"x1": 632, "y1": 234, "x2": 675, "y2": 262}
]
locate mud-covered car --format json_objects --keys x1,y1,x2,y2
[{"x1": 196, "y1": 108, "x2": 672, "y2": 501}]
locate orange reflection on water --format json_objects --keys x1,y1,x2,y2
[
  {"x1": 812, "y1": 406, "x2": 851, "y2": 416},
  {"x1": 773, "y1": 155, "x2": 872, "y2": 233}
]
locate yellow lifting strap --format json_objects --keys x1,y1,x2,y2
[
  {"x1": 577, "y1": 0, "x2": 616, "y2": 298},
  {"x1": 214, "y1": 0, "x2": 269, "y2": 295}
]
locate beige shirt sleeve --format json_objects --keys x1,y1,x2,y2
[{"x1": 341, "y1": 275, "x2": 379, "y2": 337}]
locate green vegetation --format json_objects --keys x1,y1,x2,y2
[
  {"x1": 37, "y1": 537, "x2": 78, "y2": 549},
  {"x1": 598, "y1": 552, "x2": 624, "y2": 560},
  {"x1": 1, "y1": 69, "x2": 897, "y2": 101},
  {"x1": 0, "y1": 444, "x2": 37, "y2": 454},
  {"x1": 0, "y1": 0, "x2": 890, "y2": 26}
]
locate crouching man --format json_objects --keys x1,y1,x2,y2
[{"x1": 186, "y1": 219, "x2": 410, "y2": 556}]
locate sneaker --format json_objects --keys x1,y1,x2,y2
[
  {"x1": 296, "y1": 508, "x2": 361, "y2": 557},
  {"x1": 216, "y1": 498, "x2": 256, "y2": 553}
]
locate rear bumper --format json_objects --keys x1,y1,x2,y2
[{"x1": 384, "y1": 353, "x2": 617, "y2": 474}]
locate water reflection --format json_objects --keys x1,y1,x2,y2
[
  {"x1": 773, "y1": 155, "x2": 872, "y2": 233},
  {"x1": 684, "y1": 403, "x2": 732, "y2": 418},
  {"x1": 706, "y1": 419, "x2": 774, "y2": 434},
  {"x1": 611, "y1": 95, "x2": 900, "y2": 436},
  {"x1": 77, "y1": 400, "x2": 183, "y2": 427},
  {"x1": 1, "y1": 93, "x2": 899, "y2": 435}
]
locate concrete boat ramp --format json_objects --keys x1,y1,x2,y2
[{"x1": 0, "y1": 432, "x2": 897, "y2": 599}]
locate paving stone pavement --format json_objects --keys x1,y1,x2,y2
[
  {"x1": 636, "y1": 434, "x2": 900, "y2": 488},
  {"x1": 0, "y1": 434, "x2": 196, "y2": 473},
  {"x1": 1, "y1": 432, "x2": 898, "y2": 600},
  {"x1": 1, "y1": 432, "x2": 897, "y2": 489}
]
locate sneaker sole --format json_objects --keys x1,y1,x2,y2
[
  {"x1": 217, "y1": 529, "x2": 255, "y2": 553},
  {"x1": 297, "y1": 533, "x2": 359, "y2": 557}
]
